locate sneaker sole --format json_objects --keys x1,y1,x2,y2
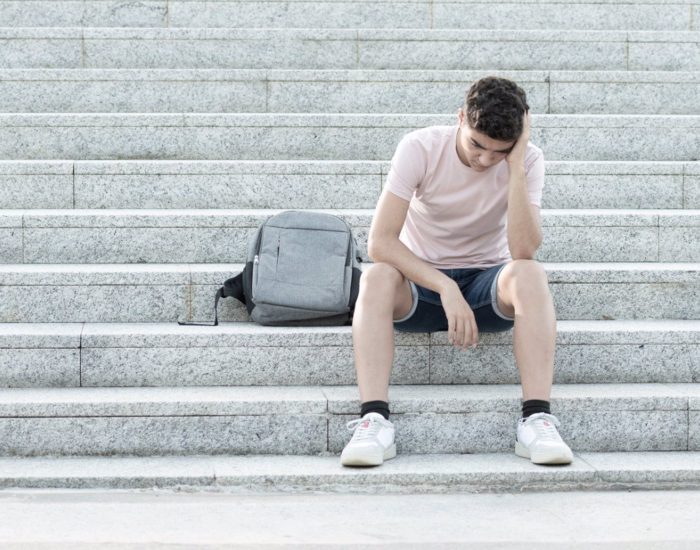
[
  {"x1": 340, "y1": 443, "x2": 397, "y2": 467},
  {"x1": 515, "y1": 441, "x2": 573, "y2": 465}
]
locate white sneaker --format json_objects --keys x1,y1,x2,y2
[
  {"x1": 340, "y1": 412, "x2": 396, "y2": 467},
  {"x1": 515, "y1": 412, "x2": 574, "y2": 465}
]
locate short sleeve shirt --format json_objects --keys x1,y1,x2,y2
[{"x1": 383, "y1": 124, "x2": 545, "y2": 269}]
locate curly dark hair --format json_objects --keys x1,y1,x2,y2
[{"x1": 464, "y1": 77, "x2": 529, "y2": 142}]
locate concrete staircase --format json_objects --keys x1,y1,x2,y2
[{"x1": 0, "y1": 0, "x2": 698, "y2": 492}]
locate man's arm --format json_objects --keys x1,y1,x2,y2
[
  {"x1": 371, "y1": 181, "x2": 480, "y2": 350},
  {"x1": 505, "y1": 112, "x2": 543, "y2": 260}
]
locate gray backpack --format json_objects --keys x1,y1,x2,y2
[{"x1": 183, "y1": 211, "x2": 363, "y2": 326}]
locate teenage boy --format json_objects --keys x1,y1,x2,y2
[{"x1": 341, "y1": 76, "x2": 574, "y2": 467}]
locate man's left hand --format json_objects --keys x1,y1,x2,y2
[{"x1": 506, "y1": 111, "x2": 531, "y2": 169}]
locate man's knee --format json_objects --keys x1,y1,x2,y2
[
  {"x1": 502, "y1": 259, "x2": 549, "y2": 295},
  {"x1": 359, "y1": 263, "x2": 405, "y2": 296}
]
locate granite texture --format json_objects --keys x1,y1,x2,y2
[
  {"x1": 23, "y1": 227, "x2": 250, "y2": 263},
  {"x1": 550, "y1": 283, "x2": 699, "y2": 320},
  {"x1": 535, "y1": 226, "x2": 659, "y2": 262},
  {"x1": 0, "y1": 386, "x2": 327, "y2": 416},
  {"x1": 686, "y1": 177, "x2": 700, "y2": 208},
  {"x1": 0, "y1": 284, "x2": 188, "y2": 323},
  {"x1": 691, "y1": 412, "x2": 700, "y2": 450},
  {"x1": 553, "y1": 411, "x2": 688, "y2": 451},
  {"x1": 0, "y1": 1, "x2": 167, "y2": 27},
  {"x1": 268, "y1": 80, "x2": 549, "y2": 114},
  {"x1": 0, "y1": 455, "x2": 218, "y2": 489},
  {"x1": 0, "y1": 37, "x2": 81, "y2": 69},
  {"x1": 0, "y1": 174, "x2": 73, "y2": 208},
  {"x1": 579, "y1": 452, "x2": 700, "y2": 484},
  {"x1": 168, "y1": 1, "x2": 429, "y2": 28},
  {"x1": 433, "y1": 3, "x2": 692, "y2": 30},
  {"x1": 550, "y1": 82, "x2": 700, "y2": 115},
  {"x1": 357, "y1": 38, "x2": 627, "y2": 71},
  {"x1": 659, "y1": 227, "x2": 700, "y2": 262},
  {"x1": 629, "y1": 41, "x2": 700, "y2": 71},
  {"x1": 541, "y1": 175, "x2": 684, "y2": 209},
  {"x1": 83, "y1": 34, "x2": 357, "y2": 70},
  {"x1": 0, "y1": 80, "x2": 266, "y2": 113},
  {"x1": 80, "y1": 345, "x2": 429, "y2": 386},
  {"x1": 81, "y1": 1, "x2": 168, "y2": 27},
  {"x1": 429, "y1": 344, "x2": 696, "y2": 384},
  {"x1": 1, "y1": 113, "x2": 696, "y2": 161},
  {"x1": 0, "y1": 415, "x2": 326, "y2": 456},
  {"x1": 0, "y1": 229, "x2": 22, "y2": 263},
  {"x1": 74, "y1": 174, "x2": 380, "y2": 209},
  {"x1": 0, "y1": 349, "x2": 80, "y2": 388},
  {"x1": 0, "y1": 322, "x2": 82, "y2": 348}
]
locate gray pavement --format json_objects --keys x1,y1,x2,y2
[{"x1": 0, "y1": 489, "x2": 698, "y2": 547}]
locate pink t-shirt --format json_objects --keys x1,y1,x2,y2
[{"x1": 384, "y1": 124, "x2": 545, "y2": 269}]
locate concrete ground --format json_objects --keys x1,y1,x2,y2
[{"x1": 0, "y1": 489, "x2": 698, "y2": 548}]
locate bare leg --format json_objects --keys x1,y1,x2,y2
[
  {"x1": 496, "y1": 260, "x2": 556, "y2": 401},
  {"x1": 352, "y1": 263, "x2": 415, "y2": 403}
]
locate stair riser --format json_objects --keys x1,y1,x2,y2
[
  {"x1": 1, "y1": 120, "x2": 696, "y2": 160},
  {"x1": 0, "y1": 1, "x2": 695, "y2": 31},
  {"x1": 2, "y1": 342, "x2": 697, "y2": 388}
]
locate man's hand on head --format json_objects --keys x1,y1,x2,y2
[{"x1": 506, "y1": 111, "x2": 531, "y2": 170}]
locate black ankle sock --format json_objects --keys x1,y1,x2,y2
[
  {"x1": 361, "y1": 400, "x2": 390, "y2": 420},
  {"x1": 522, "y1": 399, "x2": 551, "y2": 418}
]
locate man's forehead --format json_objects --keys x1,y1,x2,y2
[{"x1": 467, "y1": 128, "x2": 516, "y2": 151}]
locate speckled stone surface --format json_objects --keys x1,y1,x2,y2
[
  {"x1": 23, "y1": 227, "x2": 250, "y2": 263},
  {"x1": 0, "y1": 80, "x2": 266, "y2": 113},
  {"x1": 357, "y1": 36, "x2": 626, "y2": 71},
  {"x1": 75, "y1": 173, "x2": 380, "y2": 209},
  {"x1": 0, "y1": 228, "x2": 22, "y2": 263},
  {"x1": 687, "y1": 176, "x2": 700, "y2": 208},
  {"x1": 429, "y1": 344, "x2": 697, "y2": 384},
  {"x1": 0, "y1": 284, "x2": 188, "y2": 323},
  {"x1": 542, "y1": 175, "x2": 684, "y2": 209},
  {"x1": 0, "y1": 37, "x2": 81, "y2": 69},
  {"x1": 550, "y1": 282, "x2": 699, "y2": 320},
  {"x1": 0, "y1": 415, "x2": 326, "y2": 456},
  {"x1": 550, "y1": 82, "x2": 700, "y2": 115},
  {"x1": 0, "y1": 386, "x2": 327, "y2": 416},
  {"x1": 0, "y1": 174, "x2": 72, "y2": 208},
  {"x1": 268, "y1": 80, "x2": 550, "y2": 114},
  {"x1": 0, "y1": 349, "x2": 80, "y2": 388},
  {"x1": 168, "y1": 1, "x2": 429, "y2": 29},
  {"x1": 1, "y1": 113, "x2": 696, "y2": 161},
  {"x1": 578, "y1": 452, "x2": 700, "y2": 484},
  {"x1": 80, "y1": 344, "x2": 429, "y2": 386},
  {"x1": 83, "y1": 33, "x2": 358, "y2": 70},
  {"x1": 536, "y1": 226, "x2": 659, "y2": 262},
  {"x1": 0, "y1": 1, "x2": 167, "y2": 27},
  {"x1": 629, "y1": 41, "x2": 700, "y2": 70},
  {"x1": 660, "y1": 227, "x2": 700, "y2": 262},
  {"x1": 433, "y1": 3, "x2": 692, "y2": 31}
]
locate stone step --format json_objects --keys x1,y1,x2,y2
[
  {"x1": 0, "y1": 383, "x2": 697, "y2": 456},
  {"x1": 0, "y1": 263, "x2": 696, "y2": 323},
  {"x1": 0, "y1": 321, "x2": 697, "y2": 388},
  {"x1": 0, "y1": 452, "x2": 698, "y2": 492},
  {"x1": 1, "y1": 0, "x2": 697, "y2": 31},
  {"x1": 2, "y1": 160, "x2": 698, "y2": 210},
  {"x1": 0, "y1": 114, "x2": 697, "y2": 161},
  {"x1": 0, "y1": 209, "x2": 697, "y2": 264},
  {"x1": 1, "y1": 69, "x2": 698, "y2": 115},
  {"x1": 0, "y1": 28, "x2": 697, "y2": 71}
]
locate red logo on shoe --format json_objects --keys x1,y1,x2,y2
[
  {"x1": 543, "y1": 421, "x2": 551, "y2": 427},
  {"x1": 361, "y1": 421, "x2": 369, "y2": 429}
]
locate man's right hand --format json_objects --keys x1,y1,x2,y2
[{"x1": 440, "y1": 280, "x2": 479, "y2": 350}]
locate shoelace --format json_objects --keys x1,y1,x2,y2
[
  {"x1": 525, "y1": 413, "x2": 562, "y2": 442},
  {"x1": 346, "y1": 417, "x2": 383, "y2": 441}
]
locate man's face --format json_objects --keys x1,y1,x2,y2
[{"x1": 456, "y1": 108, "x2": 516, "y2": 171}]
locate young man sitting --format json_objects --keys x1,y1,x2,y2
[{"x1": 341, "y1": 76, "x2": 574, "y2": 467}]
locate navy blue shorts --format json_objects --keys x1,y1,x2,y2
[{"x1": 393, "y1": 263, "x2": 515, "y2": 333}]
